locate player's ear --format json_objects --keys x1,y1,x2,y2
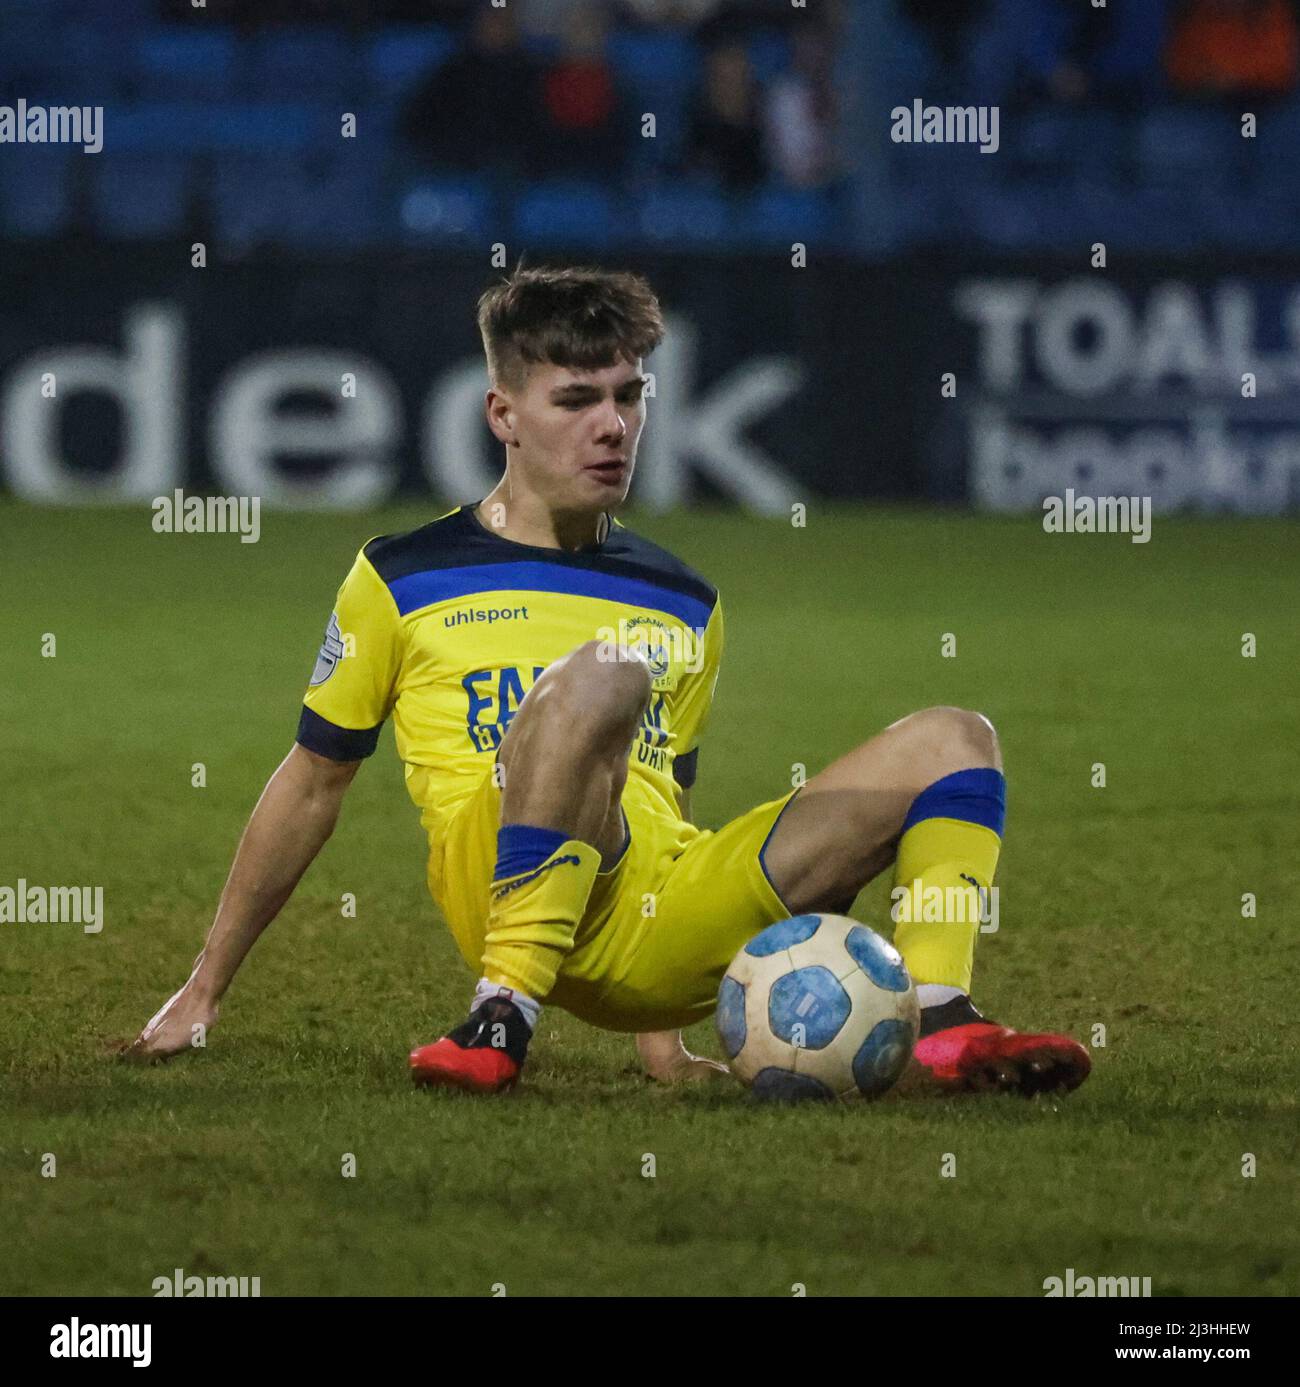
[{"x1": 484, "y1": 387, "x2": 518, "y2": 448}]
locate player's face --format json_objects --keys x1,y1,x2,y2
[{"x1": 507, "y1": 359, "x2": 648, "y2": 510}]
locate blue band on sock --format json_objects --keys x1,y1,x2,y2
[
  {"x1": 494, "y1": 824, "x2": 570, "y2": 881},
  {"x1": 901, "y1": 768, "x2": 1006, "y2": 837}
]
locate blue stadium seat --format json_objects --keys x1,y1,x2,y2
[
  {"x1": 65, "y1": 0, "x2": 153, "y2": 20},
  {"x1": 1097, "y1": 0, "x2": 1171, "y2": 92},
  {"x1": 212, "y1": 152, "x2": 385, "y2": 251},
  {"x1": 624, "y1": 87, "x2": 692, "y2": 171},
  {"x1": 4, "y1": 0, "x2": 71, "y2": 16},
  {"x1": 365, "y1": 26, "x2": 458, "y2": 99},
  {"x1": 345, "y1": 102, "x2": 399, "y2": 144},
  {"x1": 606, "y1": 29, "x2": 700, "y2": 89},
  {"x1": 887, "y1": 129, "x2": 1000, "y2": 197},
  {"x1": 741, "y1": 185, "x2": 837, "y2": 248},
  {"x1": 606, "y1": 30, "x2": 700, "y2": 168},
  {"x1": 15, "y1": 0, "x2": 148, "y2": 28},
  {"x1": 398, "y1": 175, "x2": 495, "y2": 244},
  {"x1": 91, "y1": 152, "x2": 190, "y2": 239},
  {"x1": 1253, "y1": 98, "x2": 1300, "y2": 181},
  {"x1": 1136, "y1": 106, "x2": 1239, "y2": 184},
  {"x1": 890, "y1": 171, "x2": 965, "y2": 249},
  {"x1": 876, "y1": 11, "x2": 943, "y2": 107},
  {"x1": 634, "y1": 184, "x2": 733, "y2": 247},
  {"x1": 247, "y1": 29, "x2": 359, "y2": 101},
  {"x1": 111, "y1": 102, "x2": 323, "y2": 153},
  {"x1": 1201, "y1": 184, "x2": 1300, "y2": 253},
  {"x1": 282, "y1": 155, "x2": 386, "y2": 250},
  {"x1": 210, "y1": 154, "x2": 286, "y2": 249},
  {"x1": 994, "y1": 0, "x2": 1071, "y2": 89},
  {"x1": 1014, "y1": 108, "x2": 1128, "y2": 178},
  {"x1": 0, "y1": 146, "x2": 74, "y2": 237},
  {"x1": 514, "y1": 181, "x2": 622, "y2": 248},
  {"x1": 132, "y1": 27, "x2": 238, "y2": 99},
  {"x1": 963, "y1": 0, "x2": 1028, "y2": 104},
  {"x1": 1069, "y1": 182, "x2": 1210, "y2": 253},
  {"x1": 7, "y1": 22, "x2": 129, "y2": 102},
  {"x1": 968, "y1": 178, "x2": 1097, "y2": 250},
  {"x1": 1128, "y1": 186, "x2": 1219, "y2": 252}
]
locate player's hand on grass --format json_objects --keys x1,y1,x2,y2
[
  {"x1": 671, "y1": 1054, "x2": 730, "y2": 1083},
  {"x1": 636, "y1": 1030, "x2": 729, "y2": 1085},
  {"x1": 123, "y1": 982, "x2": 219, "y2": 1063}
]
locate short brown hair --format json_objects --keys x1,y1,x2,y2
[{"x1": 477, "y1": 265, "x2": 665, "y2": 388}]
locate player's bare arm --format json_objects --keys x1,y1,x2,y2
[{"x1": 124, "y1": 743, "x2": 360, "y2": 1061}]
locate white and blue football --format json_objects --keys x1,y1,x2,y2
[{"x1": 716, "y1": 914, "x2": 919, "y2": 1102}]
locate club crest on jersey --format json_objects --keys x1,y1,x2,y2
[
  {"x1": 597, "y1": 615, "x2": 692, "y2": 689},
  {"x1": 310, "y1": 612, "x2": 346, "y2": 686}
]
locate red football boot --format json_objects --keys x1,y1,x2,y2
[
  {"x1": 409, "y1": 997, "x2": 531, "y2": 1094},
  {"x1": 912, "y1": 995, "x2": 1091, "y2": 1097}
]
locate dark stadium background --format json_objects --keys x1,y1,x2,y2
[
  {"x1": 2, "y1": 0, "x2": 1299, "y2": 511},
  {"x1": 2, "y1": 0, "x2": 1298, "y2": 1316}
]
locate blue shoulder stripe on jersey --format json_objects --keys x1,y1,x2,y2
[
  {"x1": 387, "y1": 561, "x2": 715, "y2": 628},
  {"x1": 296, "y1": 706, "x2": 383, "y2": 761}
]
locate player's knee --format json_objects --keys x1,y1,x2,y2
[
  {"x1": 907, "y1": 705, "x2": 999, "y2": 767},
  {"x1": 533, "y1": 640, "x2": 651, "y2": 746}
]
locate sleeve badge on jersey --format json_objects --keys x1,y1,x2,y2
[{"x1": 309, "y1": 611, "x2": 346, "y2": 686}]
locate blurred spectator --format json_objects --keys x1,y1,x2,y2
[
  {"x1": 696, "y1": 0, "x2": 813, "y2": 47},
  {"x1": 616, "y1": 0, "x2": 726, "y2": 27},
  {"x1": 1166, "y1": 0, "x2": 1299, "y2": 97},
  {"x1": 401, "y1": 6, "x2": 540, "y2": 174},
  {"x1": 1007, "y1": 0, "x2": 1163, "y2": 108},
  {"x1": 532, "y1": 2, "x2": 630, "y2": 177},
  {"x1": 685, "y1": 42, "x2": 767, "y2": 189},
  {"x1": 764, "y1": 27, "x2": 837, "y2": 188},
  {"x1": 1033, "y1": 0, "x2": 1121, "y2": 104},
  {"x1": 160, "y1": 0, "x2": 478, "y2": 24},
  {"x1": 898, "y1": 0, "x2": 991, "y2": 81}
]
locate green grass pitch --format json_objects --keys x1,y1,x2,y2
[{"x1": 2, "y1": 499, "x2": 1297, "y2": 1297}]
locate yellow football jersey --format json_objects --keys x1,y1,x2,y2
[{"x1": 297, "y1": 502, "x2": 722, "y2": 854}]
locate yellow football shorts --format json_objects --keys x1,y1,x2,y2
[{"x1": 421, "y1": 768, "x2": 801, "y2": 1033}]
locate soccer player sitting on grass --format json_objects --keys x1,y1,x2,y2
[{"x1": 128, "y1": 266, "x2": 1090, "y2": 1098}]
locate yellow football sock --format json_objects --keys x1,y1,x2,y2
[
  {"x1": 481, "y1": 839, "x2": 603, "y2": 1001},
  {"x1": 891, "y1": 768, "x2": 1005, "y2": 993}
]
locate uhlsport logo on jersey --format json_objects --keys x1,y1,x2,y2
[{"x1": 443, "y1": 604, "x2": 531, "y2": 628}]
